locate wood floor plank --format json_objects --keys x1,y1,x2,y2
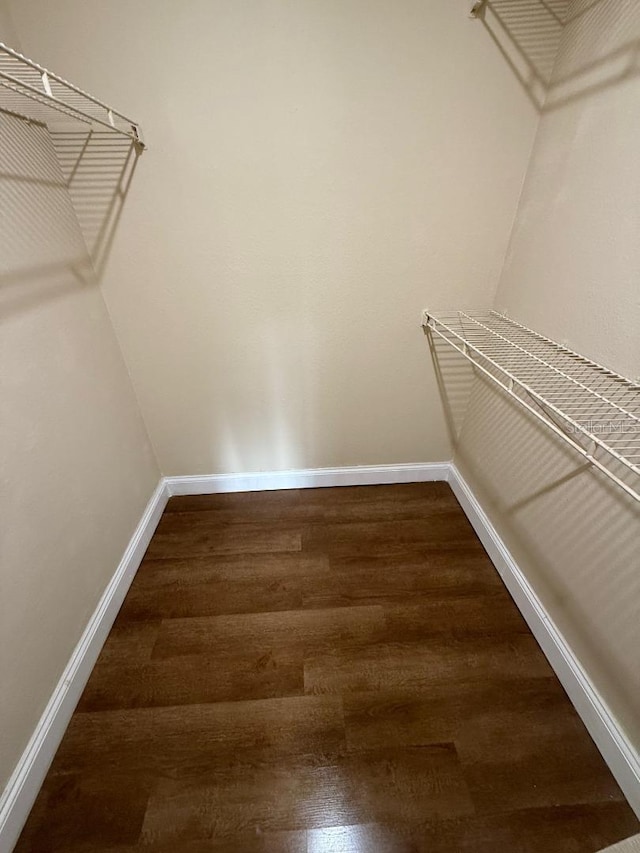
[
  {"x1": 117, "y1": 552, "x2": 329, "y2": 621},
  {"x1": 161, "y1": 490, "x2": 460, "y2": 527},
  {"x1": 76, "y1": 646, "x2": 304, "y2": 712},
  {"x1": 139, "y1": 744, "x2": 474, "y2": 846},
  {"x1": 305, "y1": 822, "x2": 419, "y2": 853},
  {"x1": 451, "y1": 802, "x2": 640, "y2": 853},
  {"x1": 94, "y1": 620, "x2": 162, "y2": 665},
  {"x1": 304, "y1": 634, "x2": 556, "y2": 694},
  {"x1": 345, "y1": 677, "x2": 629, "y2": 812},
  {"x1": 15, "y1": 483, "x2": 639, "y2": 852},
  {"x1": 302, "y1": 516, "x2": 478, "y2": 556},
  {"x1": 381, "y1": 594, "x2": 531, "y2": 640},
  {"x1": 51, "y1": 695, "x2": 346, "y2": 775},
  {"x1": 307, "y1": 804, "x2": 640, "y2": 853},
  {"x1": 163, "y1": 488, "x2": 306, "y2": 516},
  {"x1": 151, "y1": 604, "x2": 386, "y2": 660},
  {"x1": 144, "y1": 521, "x2": 301, "y2": 559},
  {"x1": 14, "y1": 768, "x2": 153, "y2": 853},
  {"x1": 292, "y1": 482, "x2": 455, "y2": 505},
  {"x1": 455, "y1": 694, "x2": 630, "y2": 813},
  {"x1": 343, "y1": 677, "x2": 568, "y2": 752},
  {"x1": 302, "y1": 550, "x2": 503, "y2": 609},
  {"x1": 134, "y1": 551, "x2": 330, "y2": 587}
]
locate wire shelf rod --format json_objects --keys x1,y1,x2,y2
[
  {"x1": 0, "y1": 42, "x2": 144, "y2": 148},
  {"x1": 0, "y1": 42, "x2": 135, "y2": 123}
]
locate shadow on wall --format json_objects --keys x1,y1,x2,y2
[
  {"x1": 50, "y1": 128, "x2": 140, "y2": 279},
  {"x1": 427, "y1": 330, "x2": 475, "y2": 449},
  {"x1": 475, "y1": 0, "x2": 640, "y2": 112},
  {"x1": 0, "y1": 108, "x2": 139, "y2": 320},
  {"x1": 429, "y1": 336, "x2": 640, "y2": 741}
]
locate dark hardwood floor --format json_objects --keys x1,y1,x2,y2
[{"x1": 16, "y1": 483, "x2": 639, "y2": 852}]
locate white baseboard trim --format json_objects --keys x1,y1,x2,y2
[
  {"x1": 447, "y1": 464, "x2": 640, "y2": 819},
  {"x1": 165, "y1": 462, "x2": 450, "y2": 497},
  {"x1": 0, "y1": 478, "x2": 169, "y2": 853}
]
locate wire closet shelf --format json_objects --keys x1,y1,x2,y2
[
  {"x1": 423, "y1": 310, "x2": 640, "y2": 504},
  {"x1": 0, "y1": 42, "x2": 144, "y2": 148}
]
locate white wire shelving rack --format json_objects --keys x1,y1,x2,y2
[
  {"x1": 0, "y1": 42, "x2": 144, "y2": 149},
  {"x1": 423, "y1": 309, "x2": 640, "y2": 503}
]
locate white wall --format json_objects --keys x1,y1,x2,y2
[
  {"x1": 456, "y1": 0, "x2": 640, "y2": 748},
  {"x1": 0, "y1": 95, "x2": 159, "y2": 789},
  {"x1": 0, "y1": 0, "x2": 18, "y2": 47},
  {"x1": 6, "y1": 0, "x2": 542, "y2": 475}
]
